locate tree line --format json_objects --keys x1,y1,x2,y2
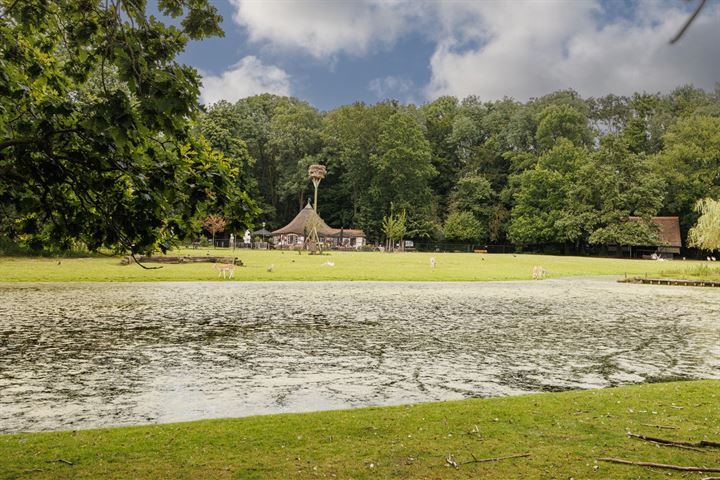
[
  {"x1": 200, "y1": 87, "x2": 720, "y2": 252},
  {"x1": 2, "y1": 1, "x2": 719, "y2": 256}
]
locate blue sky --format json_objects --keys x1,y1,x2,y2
[{"x1": 173, "y1": 1, "x2": 719, "y2": 111}]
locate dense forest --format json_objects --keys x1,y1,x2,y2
[
  {"x1": 199, "y1": 86, "x2": 720, "y2": 252},
  {"x1": 2, "y1": 1, "x2": 719, "y2": 256}
]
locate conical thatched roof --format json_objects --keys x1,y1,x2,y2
[{"x1": 271, "y1": 203, "x2": 335, "y2": 236}]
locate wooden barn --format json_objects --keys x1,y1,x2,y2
[{"x1": 628, "y1": 216, "x2": 682, "y2": 259}]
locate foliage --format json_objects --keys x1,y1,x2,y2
[
  {"x1": 177, "y1": 84, "x2": 720, "y2": 251},
  {"x1": 202, "y1": 214, "x2": 226, "y2": 245},
  {"x1": 0, "y1": 0, "x2": 257, "y2": 255},
  {"x1": 688, "y1": 197, "x2": 720, "y2": 251},
  {"x1": 381, "y1": 206, "x2": 407, "y2": 251},
  {"x1": 535, "y1": 104, "x2": 592, "y2": 151},
  {"x1": 508, "y1": 140, "x2": 589, "y2": 246},
  {"x1": 650, "y1": 115, "x2": 720, "y2": 233},
  {"x1": 583, "y1": 136, "x2": 665, "y2": 247},
  {"x1": 364, "y1": 110, "x2": 436, "y2": 237},
  {"x1": 2, "y1": 5, "x2": 718, "y2": 257},
  {"x1": 443, "y1": 211, "x2": 484, "y2": 243}
]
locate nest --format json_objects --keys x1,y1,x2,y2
[{"x1": 308, "y1": 164, "x2": 327, "y2": 181}]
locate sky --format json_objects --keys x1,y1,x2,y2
[{"x1": 173, "y1": 0, "x2": 720, "y2": 111}]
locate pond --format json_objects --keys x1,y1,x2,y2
[{"x1": 1, "y1": 279, "x2": 719, "y2": 433}]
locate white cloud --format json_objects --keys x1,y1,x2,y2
[
  {"x1": 368, "y1": 75, "x2": 414, "y2": 99},
  {"x1": 200, "y1": 56, "x2": 290, "y2": 105},
  {"x1": 425, "y1": 1, "x2": 720, "y2": 101},
  {"x1": 229, "y1": 0, "x2": 419, "y2": 58},
  {"x1": 225, "y1": 1, "x2": 720, "y2": 103}
]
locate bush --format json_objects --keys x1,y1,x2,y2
[{"x1": 443, "y1": 211, "x2": 485, "y2": 243}]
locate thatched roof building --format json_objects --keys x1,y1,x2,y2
[
  {"x1": 271, "y1": 202, "x2": 366, "y2": 248},
  {"x1": 271, "y1": 203, "x2": 335, "y2": 236}
]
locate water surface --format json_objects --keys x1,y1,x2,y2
[{"x1": 1, "y1": 279, "x2": 718, "y2": 433}]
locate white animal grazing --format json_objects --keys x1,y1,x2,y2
[
  {"x1": 532, "y1": 265, "x2": 547, "y2": 280},
  {"x1": 214, "y1": 262, "x2": 235, "y2": 279},
  {"x1": 323, "y1": 260, "x2": 335, "y2": 267},
  {"x1": 267, "y1": 264, "x2": 274, "y2": 272},
  {"x1": 429, "y1": 257, "x2": 436, "y2": 269}
]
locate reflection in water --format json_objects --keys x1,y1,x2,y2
[{"x1": 0, "y1": 279, "x2": 718, "y2": 433}]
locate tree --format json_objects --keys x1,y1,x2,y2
[
  {"x1": 688, "y1": 198, "x2": 720, "y2": 252},
  {"x1": 198, "y1": 101, "x2": 259, "y2": 232},
  {"x1": 0, "y1": 0, "x2": 255, "y2": 255},
  {"x1": 381, "y1": 207, "x2": 407, "y2": 252},
  {"x1": 508, "y1": 140, "x2": 589, "y2": 248},
  {"x1": 583, "y1": 136, "x2": 665, "y2": 250},
  {"x1": 651, "y1": 115, "x2": 720, "y2": 234},
  {"x1": 535, "y1": 104, "x2": 592, "y2": 152},
  {"x1": 361, "y1": 110, "x2": 436, "y2": 237},
  {"x1": 445, "y1": 175, "x2": 498, "y2": 242},
  {"x1": 421, "y1": 96, "x2": 460, "y2": 215},
  {"x1": 203, "y1": 214, "x2": 227, "y2": 248},
  {"x1": 443, "y1": 211, "x2": 483, "y2": 243}
]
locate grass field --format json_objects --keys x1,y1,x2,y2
[
  {"x1": 0, "y1": 249, "x2": 712, "y2": 282},
  {"x1": 1, "y1": 380, "x2": 718, "y2": 479}
]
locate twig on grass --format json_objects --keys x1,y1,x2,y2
[
  {"x1": 598, "y1": 457, "x2": 720, "y2": 472},
  {"x1": 47, "y1": 459, "x2": 73, "y2": 465},
  {"x1": 640, "y1": 423, "x2": 677, "y2": 430},
  {"x1": 462, "y1": 453, "x2": 530, "y2": 464},
  {"x1": 627, "y1": 432, "x2": 720, "y2": 449},
  {"x1": 628, "y1": 433, "x2": 704, "y2": 451}
]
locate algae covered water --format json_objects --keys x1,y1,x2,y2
[{"x1": 1, "y1": 279, "x2": 718, "y2": 433}]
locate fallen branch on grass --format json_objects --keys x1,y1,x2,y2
[
  {"x1": 463, "y1": 453, "x2": 530, "y2": 464},
  {"x1": 640, "y1": 423, "x2": 677, "y2": 430},
  {"x1": 47, "y1": 459, "x2": 73, "y2": 465},
  {"x1": 628, "y1": 433, "x2": 703, "y2": 451},
  {"x1": 598, "y1": 457, "x2": 720, "y2": 472},
  {"x1": 628, "y1": 433, "x2": 720, "y2": 449}
]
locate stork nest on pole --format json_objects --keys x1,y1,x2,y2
[{"x1": 308, "y1": 164, "x2": 326, "y2": 186}]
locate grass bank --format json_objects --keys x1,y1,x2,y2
[
  {"x1": 1, "y1": 380, "x2": 718, "y2": 479},
  {"x1": 659, "y1": 263, "x2": 720, "y2": 282},
  {"x1": 0, "y1": 249, "x2": 705, "y2": 282}
]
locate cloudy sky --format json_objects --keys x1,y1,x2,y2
[{"x1": 176, "y1": 0, "x2": 720, "y2": 110}]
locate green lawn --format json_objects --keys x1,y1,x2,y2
[
  {"x1": 0, "y1": 249, "x2": 707, "y2": 282},
  {"x1": 1, "y1": 380, "x2": 718, "y2": 479}
]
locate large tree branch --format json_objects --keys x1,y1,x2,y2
[
  {"x1": 670, "y1": 0, "x2": 707, "y2": 44},
  {"x1": 0, "y1": 138, "x2": 37, "y2": 150},
  {"x1": 0, "y1": 129, "x2": 82, "y2": 151}
]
